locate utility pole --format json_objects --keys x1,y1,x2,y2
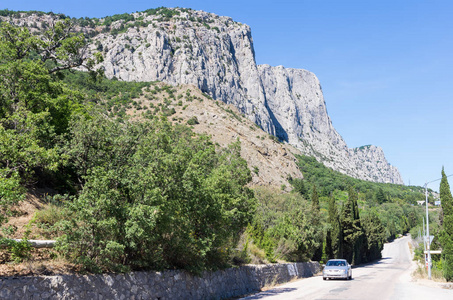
[
  {"x1": 423, "y1": 174, "x2": 453, "y2": 280},
  {"x1": 423, "y1": 218, "x2": 426, "y2": 250},
  {"x1": 423, "y1": 217, "x2": 427, "y2": 269},
  {"x1": 425, "y1": 183, "x2": 432, "y2": 280}
]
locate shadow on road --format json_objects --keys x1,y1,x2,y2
[
  {"x1": 323, "y1": 277, "x2": 355, "y2": 281},
  {"x1": 354, "y1": 257, "x2": 392, "y2": 269},
  {"x1": 240, "y1": 287, "x2": 297, "y2": 299}
]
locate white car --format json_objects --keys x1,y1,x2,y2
[{"x1": 322, "y1": 259, "x2": 352, "y2": 280}]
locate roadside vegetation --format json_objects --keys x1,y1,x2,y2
[
  {"x1": 408, "y1": 169, "x2": 453, "y2": 282},
  {"x1": 244, "y1": 155, "x2": 425, "y2": 267}
]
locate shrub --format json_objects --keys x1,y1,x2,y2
[
  {"x1": 56, "y1": 117, "x2": 255, "y2": 273},
  {"x1": 186, "y1": 116, "x2": 199, "y2": 125},
  {"x1": 247, "y1": 188, "x2": 324, "y2": 262},
  {"x1": 8, "y1": 239, "x2": 32, "y2": 262},
  {"x1": 34, "y1": 204, "x2": 71, "y2": 238},
  {"x1": 253, "y1": 166, "x2": 259, "y2": 175}
]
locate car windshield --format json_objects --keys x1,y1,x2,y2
[{"x1": 326, "y1": 261, "x2": 346, "y2": 266}]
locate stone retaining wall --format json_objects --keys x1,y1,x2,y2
[{"x1": 0, "y1": 262, "x2": 320, "y2": 299}]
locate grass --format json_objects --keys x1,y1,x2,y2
[
  {"x1": 33, "y1": 204, "x2": 71, "y2": 239},
  {"x1": 412, "y1": 264, "x2": 446, "y2": 282},
  {"x1": 262, "y1": 274, "x2": 281, "y2": 291}
]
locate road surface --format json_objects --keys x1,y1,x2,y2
[{"x1": 240, "y1": 236, "x2": 453, "y2": 300}]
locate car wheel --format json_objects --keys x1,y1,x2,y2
[{"x1": 323, "y1": 277, "x2": 326, "y2": 280}]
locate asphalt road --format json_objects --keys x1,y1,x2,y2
[{"x1": 240, "y1": 236, "x2": 453, "y2": 300}]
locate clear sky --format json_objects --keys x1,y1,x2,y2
[{"x1": 2, "y1": 0, "x2": 452, "y2": 191}]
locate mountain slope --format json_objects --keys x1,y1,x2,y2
[
  {"x1": 1, "y1": 8, "x2": 403, "y2": 184},
  {"x1": 126, "y1": 82, "x2": 304, "y2": 189}
]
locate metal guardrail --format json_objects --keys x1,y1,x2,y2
[
  {"x1": 424, "y1": 250, "x2": 442, "y2": 254},
  {"x1": 0, "y1": 239, "x2": 56, "y2": 248}
]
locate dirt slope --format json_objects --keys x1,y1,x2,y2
[{"x1": 128, "y1": 83, "x2": 304, "y2": 189}]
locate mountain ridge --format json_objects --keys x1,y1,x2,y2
[{"x1": 1, "y1": 8, "x2": 404, "y2": 184}]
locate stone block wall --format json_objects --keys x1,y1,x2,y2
[{"x1": 0, "y1": 262, "x2": 320, "y2": 299}]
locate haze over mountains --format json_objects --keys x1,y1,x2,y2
[{"x1": 2, "y1": 8, "x2": 403, "y2": 184}]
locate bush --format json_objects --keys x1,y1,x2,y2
[
  {"x1": 34, "y1": 204, "x2": 71, "y2": 238},
  {"x1": 186, "y1": 116, "x2": 199, "y2": 125},
  {"x1": 247, "y1": 188, "x2": 323, "y2": 262},
  {"x1": 56, "y1": 116, "x2": 255, "y2": 273},
  {"x1": 0, "y1": 238, "x2": 32, "y2": 263}
]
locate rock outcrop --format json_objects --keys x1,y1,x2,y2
[
  {"x1": 258, "y1": 65, "x2": 403, "y2": 183},
  {"x1": 2, "y1": 8, "x2": 404, "y2": 184}
]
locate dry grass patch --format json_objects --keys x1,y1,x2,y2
[
  {"x1": 412, "y1": 263, "x2": 446, "y2": 282},
  {"x1": 0, "y1": 248, "x2": 79, "y2": 276},
  {"x1": 0, "y1": 191, "x2": 80, "y2": 276}
]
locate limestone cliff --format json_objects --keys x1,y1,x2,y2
[
  {"x1": 2, "y1": 8, "x2": 403, "y2": 184},
  {"x1": 258, "y1": 65, "x2": 403, "y2": 183}
]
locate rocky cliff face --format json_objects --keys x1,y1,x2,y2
[
  {"x1": 2, "y1": 8, "x2": 403, "y2": 184},
  {"x1": 257, "y1": 65, "x2": 403, "y2": 183}
]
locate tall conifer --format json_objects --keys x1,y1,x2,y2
[
  {"x1": 311, "y1": 185, "x2": 323, "y2": 261},
  {"x1": 375, "y1": 188, "x2": 386, "y2": 204},
  {"x1": 362, "y1": 211, "x2": 385, "y2": 261},
  {"x1": 325, "y1": 228, "x2": 333, "y2": 260},
  {"x1": 342, "y1": 186, "x2": 364, "y2": 264},
  {"x1": 439, "y1": 168, "x2": 453, "y2": 281},
  {"x1": 311, "y1": 185, "x2": 320, "y2": 211},
  {"x1": 326, "y1": 195, "x2": 342, "y2": 259}
]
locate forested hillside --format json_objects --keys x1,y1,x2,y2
[
  {"x1": 0, "y1": 16, "x2": 428, "y2": 275},
  {"x1": 247, "y1": 155, "x2": 426, "y2": 266}
]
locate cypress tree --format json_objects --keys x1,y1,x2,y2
[
  {"x1": 375, "y1": 188, "x2": 386, "y2": 204},
  {"x1": 311, "y1": 185, "x2": 323, "y2": 261},
  {"x1": 311, "y1": 185, "x2": 320, "y2": 211},
  {"x1": 326, "y1": 196, "x2": 334, "y2": 260},
  {"x1": 326, "y1": 195, "x2": 342, "y2": 259},
  {"x1": 342, "y1": 186, "x2": 364, "y2": 264},
  {"x1": 342, "y1": 189, "x2": 355, "y2": 263},
  {"x1": 292, "y1": 178, "x2": 308, "y2": 199},
  {"x1": 362, "y1": 211, "x2": 385, "y2": 261},
  {"x1": 439, "y1": 168, "x2": 453, "y2": 281},
  {"x1": 325, "y1": 228, "x2": 333, "y2": 260},
  {"x1": 351, "y1": 187, "x2": 365, "y2": 264}
]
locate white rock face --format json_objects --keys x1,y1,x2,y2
[
  {"x1": 96, "y1": 10, "x2": 275, "y2": 135},
  {"x1": 258, "y1": 65, "x2": 403, "y2": 184},
  {"x1": 3, "y1": 9, "x2": 403, "y2": 184},
  {"x1": 349, "y1": 145, "x2": 403, "y2": 184}
]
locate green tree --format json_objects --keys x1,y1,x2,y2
[
  {"x1": 291, "y1": 178, "x2": 308, "y2": 199},
  {"x1": 310, "y1": 185, "x2": 323, "y2": 261},
  {"x1": 439, "y1": 168, "x2": 453, "y2": 281},
  {"x1": 352, "y1": 187, "x2": 365, "y2": 264},
  {"x1": 0, "y1": 20, "x2": 100, "y2": 228},
  {"x1": 248, "y1": 188, "x2": 324, "y2": 263},
  {"x1": 362, "y1": 210, "x2": 385, "y2": 261},
  {"x1": 375, "y1": 188, "x2": 386, "y2": 204},
  {"x1": 57, "y1": 117, "x2": 256, "y2": 273},
  {"x1": 271, "y1": 195, "x2": 323, "y2": 262},
  {"x1": 342, "y1": 186, "x2": 364, "y2": 264},
  {"x1": 311, "y1": 184, "x2": 320, "y2": 211},
  {"x1": 326, "y1": 195, "x2": 342, "y2": 259}
]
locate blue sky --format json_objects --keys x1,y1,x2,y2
[{"x1": 2, "y1": 1, "x2": 452, "y2": 190}]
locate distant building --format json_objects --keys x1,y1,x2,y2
[
  {"x1": 417, "y1": 201, "x2": 425, "y2": 206},
  {"x1": 435, "y1": 200, "x2": 441, "y2": 206}
]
